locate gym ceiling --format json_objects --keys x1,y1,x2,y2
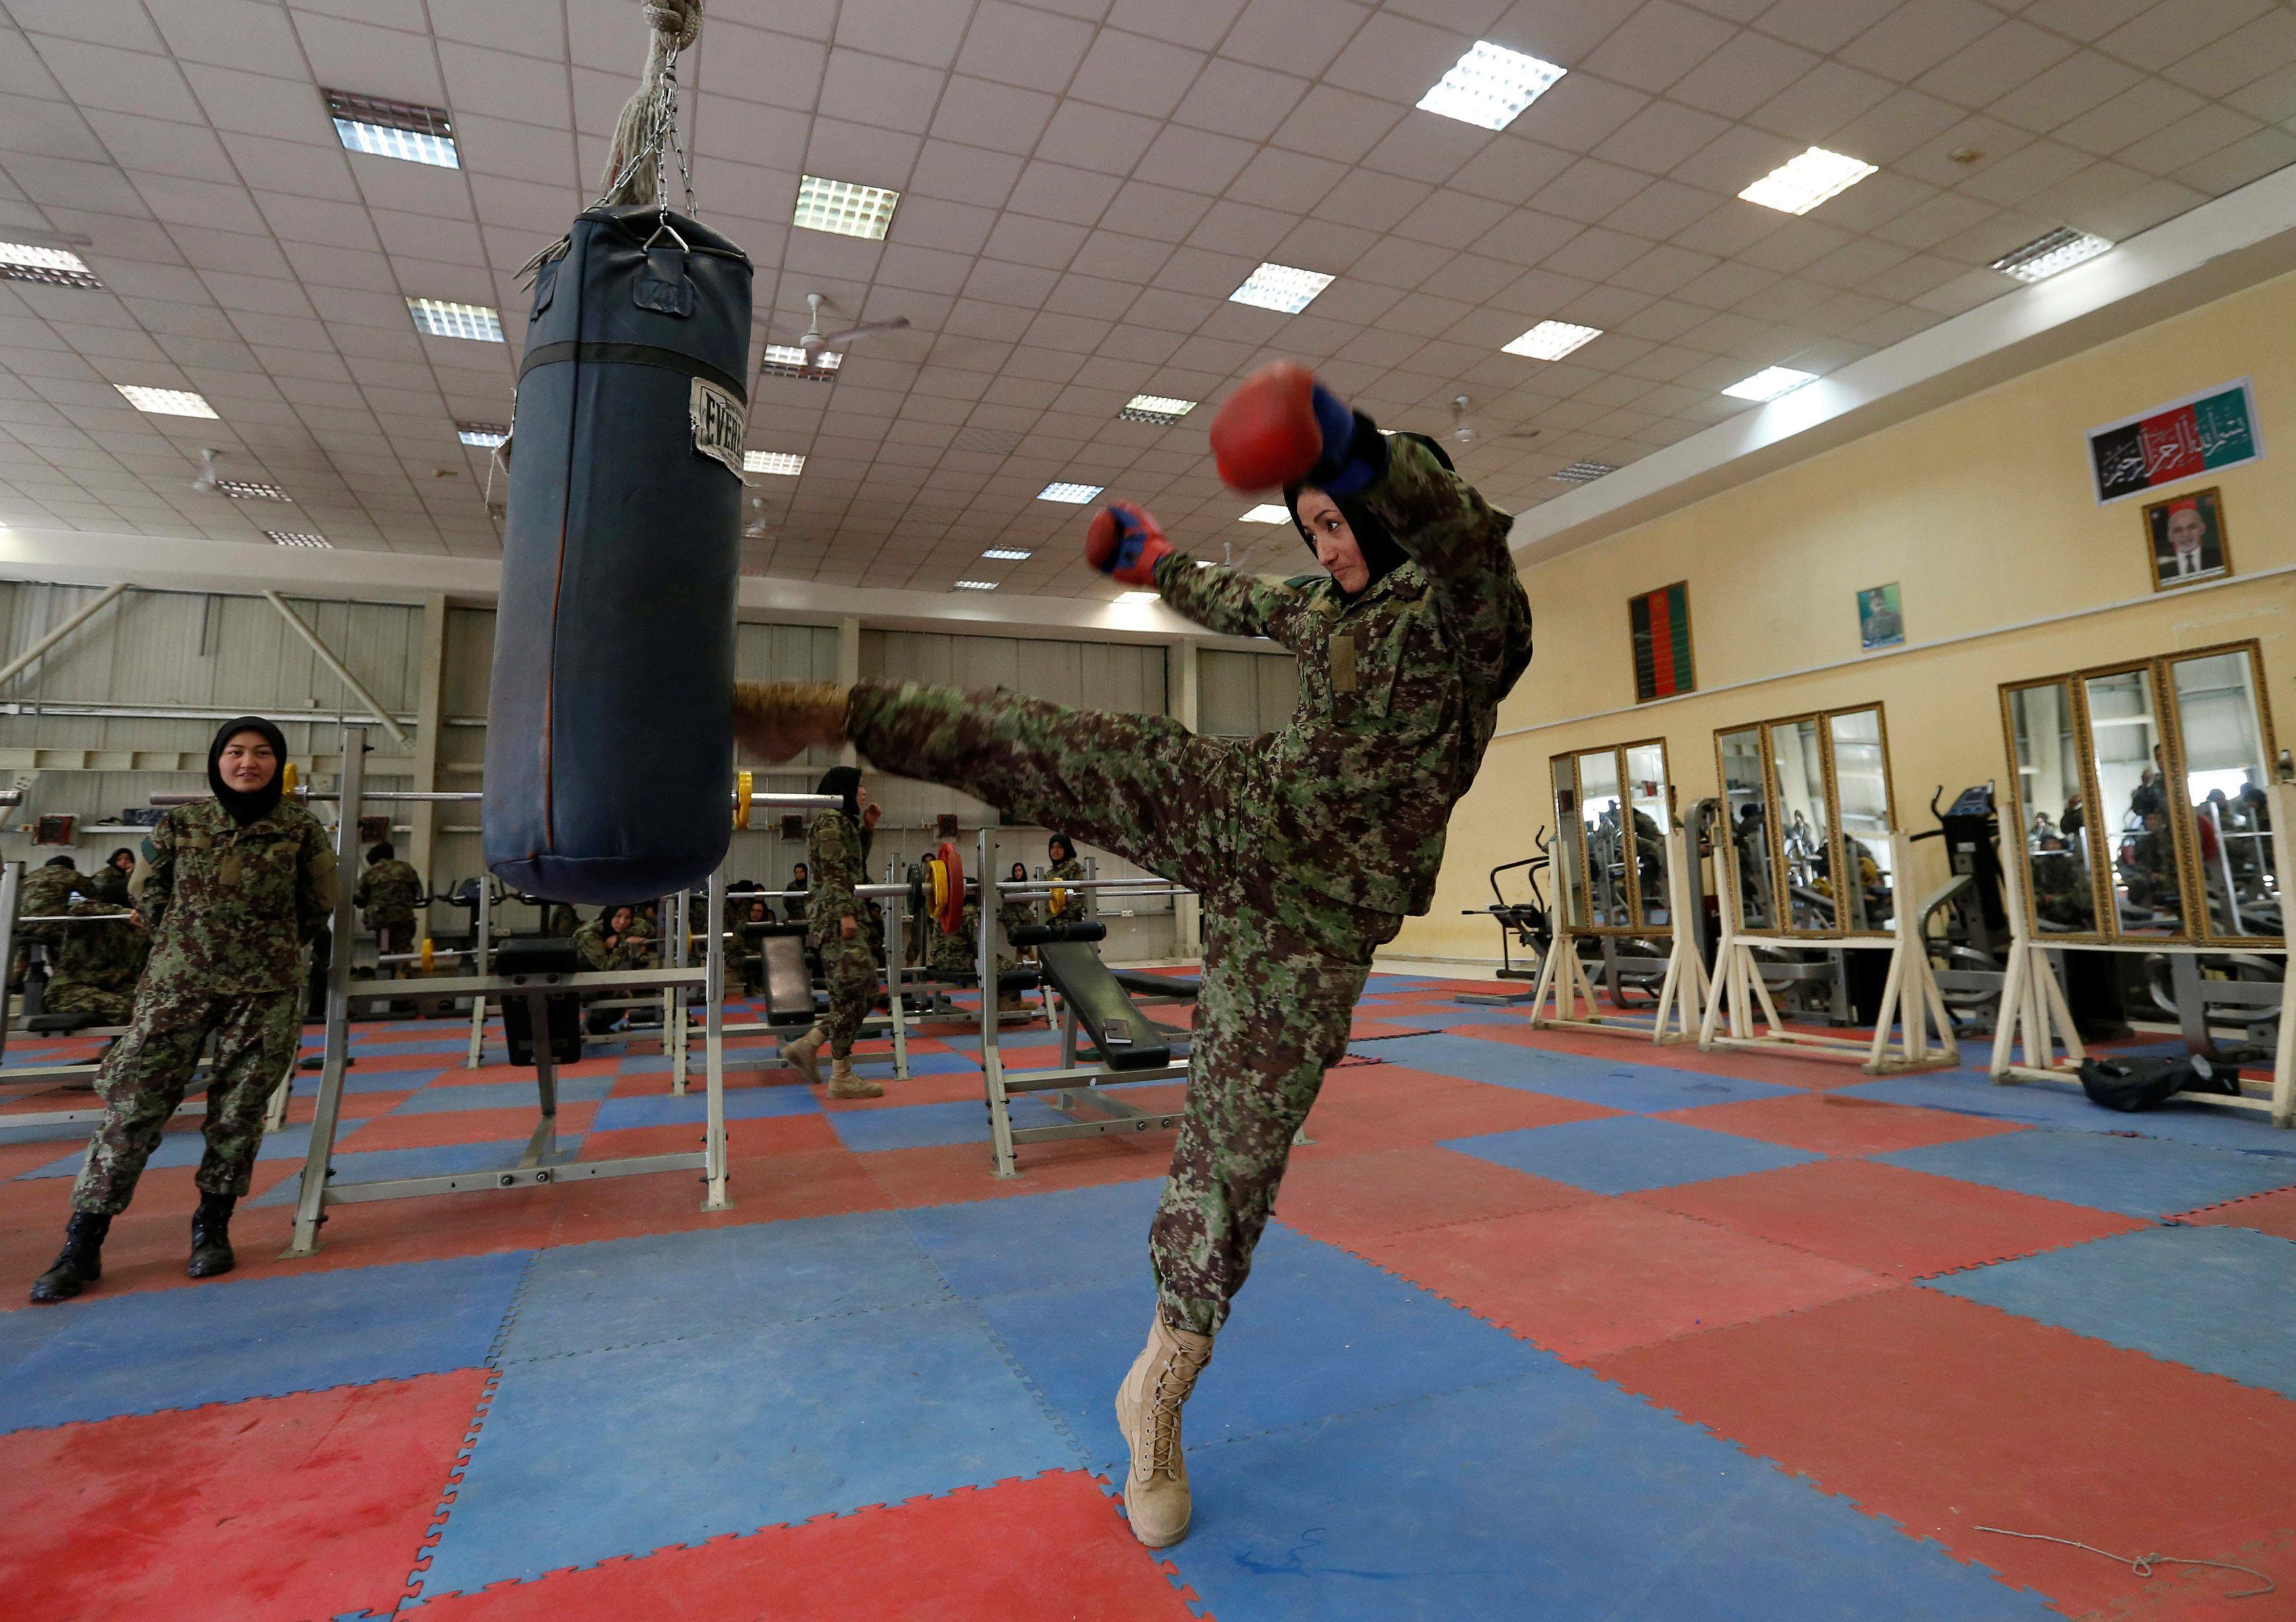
[{"x1": 1, "y1": 0, "x2": 2293, "y2": 606}]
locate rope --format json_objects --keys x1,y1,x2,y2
[
  {"x1": 596, "y1": 0, "x2": 702, "y2": 211},
  {"x1": 1973, "y1": 1527, "x2": 2276, "y2": 1600}
]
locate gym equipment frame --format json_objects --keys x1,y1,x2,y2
[
  {"x1": 0, "y1": 870, "x2": 152, "y2": 1127},
  {"x1": 1992, "y1": 642, "x2": 2293, "y2": 1127},
  {"x1": 1700, "y1": 704, "x2": 1958, "y2": 1071}
]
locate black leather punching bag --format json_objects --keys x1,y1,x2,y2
[{"x1": 485, "y1": 205, "x2": 751, "y2": 904}]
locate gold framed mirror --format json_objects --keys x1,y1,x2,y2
[{"x1": 1548, "y1": 739, "x2": 1674, "y2": 935}]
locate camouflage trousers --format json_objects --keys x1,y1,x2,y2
[
  {"x1": 815, "y1": 930, "x2": 878, "y2": 1060},
  {"x1": 45, "y1": 977, "x2": 134, "y2": 1026},
  {"x1": 70, "y1": 987, "x2": 302, "y2": 1216},
  {"x1": 850, "y1": 679, "x2": 1399, "y2": 1336}
]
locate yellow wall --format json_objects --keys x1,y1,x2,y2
[{"x1": 1403, "y1": 268, "x2": 2296, "y2": 959}]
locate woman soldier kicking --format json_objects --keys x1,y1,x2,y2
[{"x1": 731, "y1": 364, "x2": 1533, "y2": 1548}]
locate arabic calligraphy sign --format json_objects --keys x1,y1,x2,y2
[{"x1": 2088, "y1": 377, "x2": 2263, "y2": 504}]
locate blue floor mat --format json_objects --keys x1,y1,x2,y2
[
  {"x1": 1160, "y1": 1369, "x2": 2057, "y2": 1622},
  {"x1": 420, "y1": 1298, "x2": 1071, "y2": 1599},
  {"x1": 1925, "y1": 1225, "x2": 2296, "y2": 1398},
  {"x1": 1841, "y1": 1071, "x2": 2296, "y2": 1159},
  {"x1": 20, "y1": 1117, "x2": 364, "y2": 1180},
  {"x1": 978, "y1": 1224, "x2": 1543, "y2": 1471},
  {"x1": 1, "y1": 1118, "x2": 122, "y2": 1150},
  {"x1": 1876, "y1": 1129, "x2": 2296, "y2": 1218},
  {"x1": 289, "y1": 1064, "x2": 454, "y2": 1094},
  {"x1": 0, "y1": 1249, "x2": 530, "y2": 1434},
  {"x1": 253, "y1": 1139, "x2": 583, "y2": 1207},
  {"x1": 588, "y1": 1085, "x2": 820, "y2": 1132},
  {"x1": 901, "y1": 1178, "x2": 1166, "y2": 1300},
  {"x1": 1353, "y1": 1033, "x2": 1801, "y2": 1112},
  {"x1": 502, "y1": 1210, "x2": 951, "y2": 1362},
  {"x1": 385, "y1": 1075, "x2": 617, "y2": 1115},
  {"x1": 1444, "y1": 1115, "x2": 1823, "y2": 1196}
]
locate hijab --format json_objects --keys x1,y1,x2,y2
[
  {"x1": 207, "y1": 715, "x2": 288, "y2": 827},
  {"x1": 1284, "y1": 431, "x2": 1450, "y2": 601},
  {"x1": 815, "y1": 764, "x2": 863, "y2": 822},
  {"x1": 1047, "y1": 834, "x2": 1075, "y2": 866}
]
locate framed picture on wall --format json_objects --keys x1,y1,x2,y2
[
  {"x1": 1857, "y1": 582, "x2": 1904, "y2": 650},
  {"x1": 1629, "y1": 581, "x2": 1694, "y2": 703},
  {"x1": 2143, "y1": 486, "x2": 2231, "y2": 591}
]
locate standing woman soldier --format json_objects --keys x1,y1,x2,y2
[
  {"x1": 777, "y1": 766, "x2": 882, "y2": 1100},
  {"x1": 31, "y1": 717, "x2": 337, "y2": 1302},
  {"x1": 733, "y1": 362, "x2": 1532, "y2": 1549}
]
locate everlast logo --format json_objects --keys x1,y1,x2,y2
[{"x1": 690, "y1": 377, "x2": 746, "y2": 478}]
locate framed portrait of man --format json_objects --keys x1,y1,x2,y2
[
  {"x1": 2144, "y1": 487, "x2": 2231, "y2": 591},
  {"x1": 1856, "y1": 582, "x2": 1904, "y2": 650}
]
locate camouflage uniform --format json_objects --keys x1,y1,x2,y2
[
  {"x1": 572, "y1": 911, "x2": 649, "y2": 1030},
  {"x1": 354, "y1": 855, "x2": 423, "y2": 967},
  {"x1": 806, "y1": 810, "x2": 876, "y2": 1061},
  {"x1": 89, "y1": 860, "x2": 135, "y2": 907},
  {"x1": 12, "y1": 862, "x2": 84, "y2": 991},
  {"x1": 543, "y1": 902, "x2": 581, "y2": 937},
  {"x1": 849, "y1": 434, "x2": 1532, "y2": 1334},
  {"x1": 70, "y1": 799, "x2": 337, "y2": 1217},
  {"x1": 1043, "y1": 855, "x2": 1086, "y2": 923},
  {"x1": 45, "y1": 899, "x2": 144, "y2": 1025},
  {"x1": 929, "y1": 898, "x2": 981, "y2": 977}
]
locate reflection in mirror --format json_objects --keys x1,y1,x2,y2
[
  {"x1": 2008, "y1": 681, "x2": 2097, "y2": 933},
  {"x1": 2170, "y1": 650, "x2": 2278, "y2": 939},
  {"x1": 1828, "y1": 709, "x2": 1895, "y2": 932},
  {"x1": 1549, "y1": 755, "x2": 1587, "y2": 930},
  {"x1": 1576, "y1": 749, "x2": 1629, "y2": 926},
  {"x1": 2085, "y1": 669, "x2": 2183, "y2": 936},
  {"x1": 1717, "y1": 728, "x2": 1772, "y2": 930},
  {"x1": 1625, "y1": 743, "x2": 1670, "y2": 928},
  {"x1": 1769, "y1": 718, "x2": 1830, "y2": 932}
]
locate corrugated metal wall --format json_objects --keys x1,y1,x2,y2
[{"x1": 1199, "y1": 648, "x2": 1299, "y2": 738}]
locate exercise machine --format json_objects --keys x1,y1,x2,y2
[{"x1": 1456, "y1": 843, "x2": 1552, "y2": 1006}]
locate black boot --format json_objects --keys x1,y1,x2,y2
[
  {"x1": 30, "y1": 1211, "x2": 111, "y2": 1304},
  {"x1": 188, "y1": 1192, "x2": 237, "y2": 1279}
]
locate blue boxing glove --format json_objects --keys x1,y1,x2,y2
[{"x1": 1306, "y1": 383, "x2": 1387, "y2": 496}]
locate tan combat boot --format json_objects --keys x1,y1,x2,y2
[
  {"x1": 731, "y1": 680, "x2": 850, "y2": 762},
  {"x1": 827, "y1": 1057, "x2": 882, "y2": 1100},
  {"x1": 780, "y1": 1023, "x2": 825, "y2": 1086},
  {"x1": 1114, "y1": 1311, "x2": 1214, "y2": 1549}
]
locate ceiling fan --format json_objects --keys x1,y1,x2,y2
[
  {"x1": 1448, "y1": 395, "x2": 1542, "y2": 448},
  {"x1": 768, "y1": 292, "x2": 909, "y2": 375}
]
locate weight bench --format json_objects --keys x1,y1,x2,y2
[
  {"x1": 1015, "y1": 921, "x2": 1189, "y2": 1070},
  {"x1": 745, "y1": 921, "x2": 817, "y2": 1029}
]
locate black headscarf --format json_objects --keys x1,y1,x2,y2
[
  {"x1": 1284, "y1": 431, "x2": 1450, "y2": 600},
  {"x1": 369, "y1": 841, "x2": 395, "y2": 863},
  {"x1": 208, "y1": 715, "x2": 288, "y2": 827},
  {"x1": 816, "y1": 764, "x2": 862, "y2": 821},
  {"x1": 1047, "y1": 834, "x2": 1075, "y2": 865}
]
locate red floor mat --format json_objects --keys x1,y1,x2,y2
[
  {"x1": 408, "y1": 1468, "x2": 1195, "y2": 1620},
  {"x1": 2180, "y1": 1184, "x2": 2296, "y2": 1241},
  {"x1": 1355, "y1": 1197, "x2": 1889, "y2": 1360},
  {"x1": 346, "y1": 1102, "x2": 600, "y2": 1155},
  {"x1": 863, "y1": 1134, "x2": 1166, "y2": 1207},
  {"x1": 1273, "y1": 1145, "x2": 1597, "y2": 1247},
  {"x1": 0, "y1": 1367, "x2": 487, "y2": 1622},
  {"x1": 1305, "y1": 1077, "x2": 1621, "y2": 1151},
  {"x1": 1458, "y1": 1022, "x2": 1867, "y2": 1088},
  {"x1": 1635, "y1": 1158, "x2": 2150, "y2": 1279},
  {"x1": 1592, "y1": 1288, "x2": 2296, "y2": 1617},
  {"x1": 1652, "y1": 1090, "x2": 2026, "y2": 1156}
]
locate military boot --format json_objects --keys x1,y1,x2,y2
[
  {"x1": 826, "y1": 1058, "x2": 882, "y2": 1100},
  {"x1": 1115, "y1": 1312, "x2": 1214, "y2": 1549},
  {"x1": 30, "y1": 1211, "x2": 111, "y2": 1304},
  {"x1": 187, "y1": 1192, "x2": 237, "y2": 1279},
  {"x1": 731, "y1": 681, "x2": 850, "y2": 763},
  {"x1": 781, "y1": 1023, "x2": 826, "y2": 1086}
]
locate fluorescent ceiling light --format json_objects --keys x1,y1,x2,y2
[
  {"x1": 1240, "y1": 504, "x2": 1290, "y2": 523},
  {"x1": 407, "y1": 298, "x2": 502, "y2": 341},
  {"x1": 0, "y1": 241, "x2": 100, "y2": 289},
  {"x1": 1722, "y1": 366, "x2": 1817, "y2": 402},
  {"x1": 456, "y1": 422, "x2": 508, "y2": 447},
  {"x1": 1992, "y1": 226, "x2": 2113, "y2": 283},
  {"x1": 744, "y1": 451, "x2": 805, "y2": 475},
  {"x1": 760, "y1": 344, "x2": 840, "y2": 379},
  {"x1": 1038, "y1": 481, "x2": 1103, "y2": 503},
  {"x1": 1549, "y1": 461, "x2": 1618, "y2": 484},
  {"x1": 1120, "y1": 394, "x2": 1197, "y2": 425},
  {"x1": 1229, "y1": 263, "x2": 1334, "y2": 314},
  {"x1": 115, "y1": 385, "x2": 217, "y2": 419},
  {"x1": 982, "y1": 547, "x2": 1032, "y2": 560},
  {"x1": 267, "y1": 531, "x2": 331, "y2": 548},
  {"x1": 1417, "y1": 41, "x2": 1567, "y2": 131},
  {"x1": 325, "y1": 89, "x2": 458, "y2": 168},
  {"x1": 793, "y1": 175, "x2": 900, "y2": 240},
  {"x1": 1116, "y1": 590, "x2": 1159, "y2": 605},
  {"x1": 953, "y1": 579, "x2": 998, "y2": 591},
  {"x1": 216, "y1": 480, "x2": 291, "y2": 501},
  {"x1": 1503, "y1": 320, "x2": 1602, "y2": 360},
  {"x1": 1738, "y1": 146, "x2": 1877, "y2": 215}
]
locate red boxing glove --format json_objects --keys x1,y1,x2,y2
[
  {"x1": 1084, "y1": 501, "x2": 1173, "y2": 587},
  {"x1": 1210, "y1": 362, "x2": 1322, "y2": 491}
]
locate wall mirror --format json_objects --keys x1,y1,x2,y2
[
  {"x1": 1549, "y1": 739, "x2": 1674, "y2": 934},
  {"x1": 1712, "y1": 703, "x2": 1898, "y2": 939}
]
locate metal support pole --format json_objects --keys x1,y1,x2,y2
[
  {"x1": 704, "y1": 862, "x2": 730, "y2": 1207},
  {"x1": 284, "y1": 727, "x2": 366, "y2": 1257},
  {"x1": 260, "y1": 591, "x2": 409, "y2": 745},
  {"x1": 882, "y1": 856, "x2": 909, "y2": 1079},
  {"x1": 0, "y1": 582, "x2": 127, "y2": 691},
  {"x1": 0, "y1": 860, "x2": 18, "y2": 1063},
  {"x1": 670, "y1": 887, "x2": 691, "y2": 1095},
  {"x1": 464, "y1": 879, "x2": 491, "y2": 1068}
]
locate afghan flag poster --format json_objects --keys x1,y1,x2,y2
[
  {"x1": 2087, "y1": 377, "x2": 2263, "y2": 503},
  {"x1": 1630, "y1": 581, "x2": 1694, "y2": 703}
]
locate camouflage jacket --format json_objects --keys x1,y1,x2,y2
[
  {"x1": 88, "y1": 865, "x2": 133, "y2": 905},
  {"x1": 133, "y1": 798, "x2": 338, "y2": 995},
  {"x1": 805, "y1": 810, "x2": 865, "y2": 946},
  {"x1": 355, "y1": 858, "x2": 423, "y2": 925},
  {"x1": 53, "y1": 898, "x2": 145, "y2": 992},
  {"x1": 572, "y1": 918, "x2": 648, "y2": 971},
  {"x1": 16, "y1": 864, "x2": 85, "y2": 943},
  {"x1": 930, "y1": 900, "x2": 980, "y2": 972},
  {"x1": 1152, "y1": 436, "x2": 1532, "y2": 917},
  {"x1": 1044, "y1": 856, "x2": 1086, "y2": 920}
]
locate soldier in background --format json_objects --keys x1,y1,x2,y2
[
  {"x1": 777, "y1": 767, "x2": 882, "y2": 1100},
  {"x1": 31, "y1": 716, "x2": 337, "y2": 1303},
  {"x1": 1043, "y1": 833, "x2": 1084, "y2": 921},
  {"x1": 354, "y1": 841, "x2": 423, "y2": 978},
  {"x1": 12, "y1": 854, "x2": 84, "y2": 995},
  {"x1": 573, "y1": 903, "x2": 651, "y2": 1033},
  {"x1": 89, "y1": 847, "x2": 136, "y2": 905},
  {"x1": 43, "y1": 898, "x2": 146, "y2": 1027},
  {"x1": 733, "y1": 361, "x2": 1531, "y2": 1550}
]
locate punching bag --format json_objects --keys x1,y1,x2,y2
[{"x1": 484, "y1": 204, "x2": 752, "y2": 904}]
